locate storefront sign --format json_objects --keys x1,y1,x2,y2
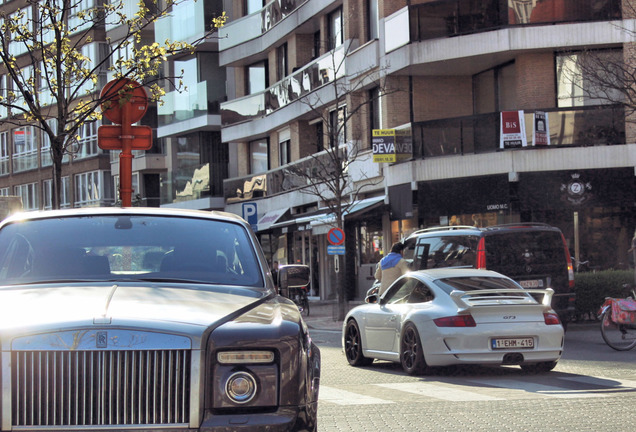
[
  {"x1": 500, "y1": 111, "x2": 527, "y2": 149},
  {"x1": 533, "y1": 111, "x2": 550, "y2": 146},
  {"x1": 372, "y1": 129, "x2": 412, "y2": 162}
]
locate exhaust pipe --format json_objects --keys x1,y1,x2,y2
[{"x1": 502, "y1": 352, "x2": 524, "y2": 365}]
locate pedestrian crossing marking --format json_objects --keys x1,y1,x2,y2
[
  {"x1": 376, "y1": 382, "x2": 504, "y2": 401},
  {"x1": 319, "y1": 375, "x2": 636, "y2": 405},
  {"x1": 319, "y1": 386, "x2": 395, "y2": 405}
]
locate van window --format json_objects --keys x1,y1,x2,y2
[
  {"x1": 415, "y1": 235, "x2": 479, "y2": 269},
  {"x1": 484, "y1": 231, "x2": 566, "y2": 270}
]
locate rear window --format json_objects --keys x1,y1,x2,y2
[
  {"x1": 413, "y1": 235, "x2": 480, "y2": 270},
  {"x1": 484, "y1": 231, "x2": 567, "y2": 269},
  {"x1": 435, "y1": 276, "x2": 522, "y2": 295}
]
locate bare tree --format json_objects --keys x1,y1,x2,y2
[
  {"x1": 285, "y1": 35, "x2": 401, "y2": 319},
  {"x1": 0, "y1": 0, "x2": 225, "y2": 208}
]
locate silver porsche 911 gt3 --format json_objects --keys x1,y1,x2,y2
[{"x1": 343, "y1": 268, "x2": 564, "y2": 375}]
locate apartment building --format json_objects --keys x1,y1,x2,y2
[
  {"x1": 0, "y1": 0, "x2": 170, "y2": 209},
  {"x1": 219, "y1": 0, "x2": 636, "y2": 301}
]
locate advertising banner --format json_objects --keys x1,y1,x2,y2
[
  {"x1": 533, "y1": 111, "x2": 550, "y2": 146},
  {"x1": 372, "y1": 129, "x2": 412, "y2": 163},
  {"x1": 500, "y1": 111, "x2": 527, "y2": 149}
]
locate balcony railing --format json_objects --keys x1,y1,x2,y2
[
  {"x1": 158, "y1": 81, "x2": 222, "y2": 127},
  {"x1": 224, "y1": 148, "x2": 345, "y2": 202},
  {"x1": 412, "y1": 105, "x2": 625, "y2": 158},
  {"x1": 221, "y1": 46, "x2": 345, "y2": 126},
  {"x1": 155, "y1": 0, "x2": 223, "y2": 43},
  {"x1": 219, "y1": 0, "x2": 305, "y2": 50},
  {"x1": 409, "y1": 0, "x2": 621, "y2": 42}
]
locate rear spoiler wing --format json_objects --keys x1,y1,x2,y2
[{"x1": 450, "y1": 288, "x2": 554, "y2": 312}]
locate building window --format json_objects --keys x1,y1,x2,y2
[
  {"x1": 245, "y1": 0, "x2": 264, "y2": 15},
  {"x1": 367, "y1": 0, "x2": 379, "y2": 41},
  {"x1": 556, "y1": 50, "x2": 623, "y2": 108},
  {"x1": 12, "y1": 126, "x2": 38, "y2": 173},
  {"x1": 329, "y1": 106, "x2": 346, "y2": 148},
  {"x1": 369, "y1": 87, "x2": 381, "y2": 149},
  {"x1": 43, "y1": 177, "x2": 71, "y2": 209},
  {"x1": 279, "y1": 140, "x2": 290, "y2": 166},
  {"x1": 247, "y1": 60, "x2": 268, "y2": 94},
  {"x1": 0, "y1": 188, "x2": 9, "y2": 196},
  {"x1": 9, "y1": 6, "x2": 33, "y2": 57},
  {"x1": 276, "y1": 43, "x2": 288, "y2": 81},
  {"x1": 473, "y1": 62, "x2": 516, "y2": 114},
  {"x1": 0, "y1": 132, "x2": 9, "y2": 176},
  {"x1": 14, "y1": 182, "x2": 39, "y2": 211},
  {"x1": 313, "y1": 31, "x2": 321, "y2": 59},
  {"x1": 328, "y1": 7, "x2": 343, "y2": 50},
  {"x1": 249, "y1": 139, "x2": 268, "y2": 174},
  {"x1": 0, "y1": 75, "x2": 7, "y2": 119},
  {"x1": 75, "y1": 120, "x2": 101, "y2": 159},
  {"x1": 75, "y1": 171, "x2": 111, "y2": 207}
]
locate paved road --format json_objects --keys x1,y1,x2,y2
[{"x1": 306, "y1": 304, "x2": 636, "y2": 431}]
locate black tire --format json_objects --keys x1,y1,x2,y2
[
  {"x1": 520, "y1": 361, "x2": 557, "y2": 373},
  {"x1": 344, "y1": 319, "x2": 373, "y2": 366},
  {"x1": 600, "y1": 308, "x2": 636, "y2": 351},
  {"x1": 400, "y1": 323, "x2": 429, "y2": 375}
]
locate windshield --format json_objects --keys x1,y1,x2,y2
[{"x1": 0, "y1": 215, "x2": 264, "y2": 287}]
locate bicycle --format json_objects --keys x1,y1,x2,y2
[
  {"x1": 289, "y1": 286, "x2": 310, "y2": 317},
  {"x1": 598, "y1": 284, "x2": 636, "y2": 351}
]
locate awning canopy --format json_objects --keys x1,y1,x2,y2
[
  {"x1": 293, "y1": 196, "x2": 386, "y2": 235},
  {"x1": 257, "y1": 207, "x2": 289, "y2": 231}
]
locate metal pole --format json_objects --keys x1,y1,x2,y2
[{"x1": 119, "y1": 102, "x2": 133, "y2": 207}]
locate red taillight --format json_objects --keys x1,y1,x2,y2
[
  {"x1": 544, "y1": 312, "x2": 561, "y2": 325},
  {"x1": 561, "y1": 233, "x2": 575, "y2": 289},
  {"x1": 434, "y1": 315, "x2": 477, "y2": 327},
  {"x1": 476, "y1": 237, "x2": 486, "y2": 269}
]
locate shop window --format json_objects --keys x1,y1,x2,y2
[{"x1": 360, "y1": 222, "x2": 383, "y2": 265}]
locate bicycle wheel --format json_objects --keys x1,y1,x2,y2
[{"x1": 600, "y1": 308, "x2": 636, "y2": 351}]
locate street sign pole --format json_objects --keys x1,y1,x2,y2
[{"x1": 120, "y1": 102, "x2": 134, "y2": 207}]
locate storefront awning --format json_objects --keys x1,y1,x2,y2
[
  {"x1": 297, "y1": 196, "x2": 387, "y2": 235},
  {"x1": 257, "y1": 207, "x2": 289, "y2": 231}
]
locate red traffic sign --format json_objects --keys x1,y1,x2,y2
[
  {"x1": 98, "y1": 125, "x2": 153, "y2": 150},
  {"x1": 327, "y1": 227, "x2": 345, "y2": 246},
  {"x1": 100, "y1": 78, "x2": 148, "y2": 124}
]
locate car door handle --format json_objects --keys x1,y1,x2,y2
[{"x1": 389, "y1": 316, "x2": 397, "y2": 322}]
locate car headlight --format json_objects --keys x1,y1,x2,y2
[{"x1": 225, "y1": 371, "x2": 257, "y2": 404}]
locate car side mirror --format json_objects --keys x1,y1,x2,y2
[
  {"x1": 365, "y1": 294, "x2": 378, "y2": 304},
  {"x1": 278, "y1": 264, "x2": 310, "y2": 297}
]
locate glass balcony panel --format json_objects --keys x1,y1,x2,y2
[
  {"x1": 410, "y1": 0, "x2": 621, "y2": 42},
  {"x1": 412, "y1": 106, "x2": 624, "y2": 158},
  {"x1": 158, "y1": 81, "x2": 210, "y2": 126},
  {"x1": 222, "y1": 46, "x2": 345, "y2": 126},
  {"x1": 155, "y1": 0, "x2": 205, "y2": 42}
]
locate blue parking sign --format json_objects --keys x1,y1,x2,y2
[{"x1": 242, "y1": 203, "x2": 258, "y2": 230}]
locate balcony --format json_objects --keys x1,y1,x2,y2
[
  {"x1": 155, "y1": 0, "x2": 223, "y2": 45},
  {"x1": 221, "y1": 46, "x2": 345, "y2": 128},
  {"x1": 412, "y1": 105, "x2": 625, "y2": 158},
  {"x1": 408, "y1": 0, "x2": 621, "y2": 43},
  {"x1": 224, "y1": 147, "x2": 346, "y2": 202}
]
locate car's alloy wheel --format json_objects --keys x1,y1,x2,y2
[
  {"x1": 344, "y1": 319, "x2": 373, "y2": 366},
  {"x1": 400, "y1": 323, "x2": 428, "y2": 375}
]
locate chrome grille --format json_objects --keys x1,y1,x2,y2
[{"x1": 11, "y1": 350, "x2": 191, "y2": 427}]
